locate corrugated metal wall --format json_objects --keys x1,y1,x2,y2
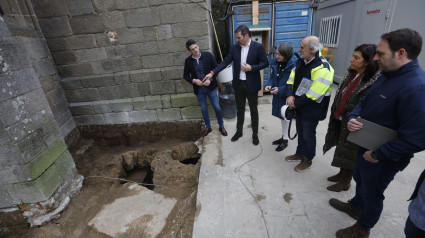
[{"x1": 274, "y1": 1, "x2": 314, "y2": 53}]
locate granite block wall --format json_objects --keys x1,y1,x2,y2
[
  {"x1": 1, "y1": 0, "x2": 77, "y2": 138},
  {"x1": 0, "y1": 15, "x2": 76, "y2": 208},
  {"x1": 31, "y1": 0, "x2": 214, "y2": 125}
]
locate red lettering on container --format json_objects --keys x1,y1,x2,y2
[{"x1": 367, "y1": 9, "x2": 381, "y2": 15}]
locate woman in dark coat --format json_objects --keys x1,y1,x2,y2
[
  {"x1": 323, "y1": 44, "x2": 380, "y2": 192},
  {"x1": 265, "y1": 43, "x2": 298, "y2": 151}
]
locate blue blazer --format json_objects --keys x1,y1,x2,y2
[
  {"x1": 183, "y1": 51, "x2": 218, "y2": 95},
  {"x1": 267, "y1": 53, "x2": 298, "y2": 119},
  {"x1": 212, "y1": 40, "x2": 269, "y2": 93}
]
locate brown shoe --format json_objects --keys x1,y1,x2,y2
[
  {"x1": 202, "y1": 128, "x2": 212, "y2": 137},
  {"x1": 329, "y1": 198, "x2": 362, "y2": 220},
  {"x1": 327, "y1": 168, "x2": 343, "y2": 182},
  {"x1": 219, "y1": 127, "x2": 228, "y2": 136},
  {"x1": 327, "y1": 182, "x2": 351, "y2": 192},
  {"x1": 336, "y1": 223, "x2": 370, "y2": 238},
  {"x1": 285, "y1": 154, "x2": 303, "y2": 162},
  {"x1": 294, "y1": 158, "x2": 312, "y2": 173},
  {"x1": 327, "y1": 169, "x2": 353, "y2": 192}
]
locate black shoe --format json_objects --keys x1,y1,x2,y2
[
  {"x1": 231, "y1": 132, "x2": 243, "y2": 142},
  {"x1": 219, "y1": 127, "x2": 228, "y2": 136},
  {"x1": 275, "y1": 140, "x2": 288, "y2": 151},
  {"x1": 252, "y1": 135, "x2": 259, "y2": 145},
  {"x1": 272, "y1": 137, "x2": 284, "y2": 145},
  {"x1": 202, "y1": 128, "x2": 212, "y2": 137}
]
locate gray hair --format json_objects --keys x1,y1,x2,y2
[
  {"x1": 277, "y1": 43, "x2": 293, "y2": 61},
  {"x1": 308, "y1": 37, "x2": 323, "y2": 53}
]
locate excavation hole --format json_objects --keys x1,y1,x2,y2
[
  {"x1": 181, "y1": 156, "x2": 200, "y2": 165},
  {"x1": 123, "y1": 165, "x2": 155, "y2": 190}
]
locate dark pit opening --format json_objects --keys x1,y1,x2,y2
[
  {"x1": 181, "y1": 156, "x2": 200, "y2": 165},
  {"x1": 123, "y1": 164, "x2": 155, "y2": 190}
]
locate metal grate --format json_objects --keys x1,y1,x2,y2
[{"x1": 319, "y1": 15, "x2": 342, "y2": 48}]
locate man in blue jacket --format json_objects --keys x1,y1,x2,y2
[
  {"x1": 184, "y1": 39, "x2": 227, "y2": 137},
  {"x1": 329, "y1": 28, "x2": 425, "y2": 238},
  {"x1": 204, "y1": 25, "x2": 269, "y2": 145}
]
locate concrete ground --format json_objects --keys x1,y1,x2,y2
[{"x1": 193, "y1": 94, "x2": 425, "y2": 238}]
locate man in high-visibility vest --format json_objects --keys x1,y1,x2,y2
[{"x1": 284, "y1": 36, "x2": 334, "y2": 172}]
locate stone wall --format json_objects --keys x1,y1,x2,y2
[
  {"x1": 0, "y1": 16, "x2": 77, "y2": 209},
  {"x1": 32, "y1": 0, "x2": 214, "y2": 125},
  {"x1": 0, "y1": 0, "x2": 77, "y2": 138}
]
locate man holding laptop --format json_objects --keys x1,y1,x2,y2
[{"x1": 330, "y1": 28, "x2": 425, "y2": 238}]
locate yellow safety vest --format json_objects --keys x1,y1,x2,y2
[{"x1": 287, "y1": 57, "x2": 334, "y2": 102}]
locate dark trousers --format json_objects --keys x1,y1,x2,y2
[
  {"x1": 235, "y1": 80, "x2": 258, "y2": 135},
  {"x1": 295, "y1": 118, "x2": 319, "y2": 160},
  {"x1": 405, "y1": 216, "x2": 425, "y2": 238},
  {"x1": 349, "y1": 149, "x2": 410, "y2": 229}
]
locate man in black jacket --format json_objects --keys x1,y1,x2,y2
[
  {"x1": 183, "y1": 39, "x2": 227, "y2": 137},
  {"x1": 204, "y1": 25, "x2": 268, "y2": 145}
]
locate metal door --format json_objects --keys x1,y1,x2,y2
[{"x1": 274, "y1": 1, "x2": 314, "y2": 55}]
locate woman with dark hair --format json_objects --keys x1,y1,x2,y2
[
  {"x1": 265, "y1": 43, "x2": 298, "y2": 151},
  {"x1": 323, "y1": 44, "x2": 380, "y2": 192}
]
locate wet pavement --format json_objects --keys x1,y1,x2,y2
[{"x1": 193, "y1": 93, "x2": 425, "y2": 238}]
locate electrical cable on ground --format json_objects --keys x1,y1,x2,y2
[
  {"x1": 236, "y1": 142, "x2": 271, "y2": 238},
  {"x1": 85, "y1": 175, "x2": 172, "y2": 190}
]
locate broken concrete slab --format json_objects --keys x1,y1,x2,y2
[{"x1": 88, "y1": 183, "x2": 177, "y2": 237}]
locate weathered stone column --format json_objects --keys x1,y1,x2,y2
[{"x1": 0, "y1": 17, "x2": 81, "y2": 225}]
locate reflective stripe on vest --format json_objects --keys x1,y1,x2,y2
[
  {"x1": 287, "y1": 68, "x2": 296, "y2": 85},
  {"x1": 306, "y1": 64, "x2": 334, "y2": 102}
]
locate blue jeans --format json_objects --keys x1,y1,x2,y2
[
  {"x1": 197, "y1": 87, "x2": 224, "y2": 128},
  {"x1": 295, "y1": 118, "x2": 319, "y2": 160},
  {"x1": 405, "y1": 216, "x2": 425, "y2": 238},
  {"x1": 349, "y1": 149, "x2": 410, "y2": 229}
]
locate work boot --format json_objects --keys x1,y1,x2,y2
[
  {"x1": 285, "y1": 154, "x2": 303, "y2": 162},
  {"x1": 294, "y1": 158, "x2": 312, "y2": 172},
  {"x1": 329, "y1": 198, "x2": 362, "y2": 220},
  {"x1": 275, "y1": 139, "x2": 288, "y2": 151},
  {"x1": 272, "y1": 137, "x2": 284, "y2": 145},
  {"x1": 327, "y1": 169, "x2": 353, "y2": 192},
  {"x1": 327, "y1": 168, "x2": 343, "y2": 182},
  {"x1": 336, "y1": 223, "x2": 370, "y2": 238}
]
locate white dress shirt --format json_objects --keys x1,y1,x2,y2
[{"x1": 239, "y1": 39, "x2": 251, "y2": 80}]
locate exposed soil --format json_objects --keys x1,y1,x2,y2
[{"x1": 1, "y1": 122, "x2": 203, "y2": 238}]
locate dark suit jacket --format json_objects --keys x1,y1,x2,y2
[
  {"x1": 183, "y1": 51, "x2": 218, "y2": 95},
  {"x1": 212, "y1": 40, "x2": 268, "y2": 93}
]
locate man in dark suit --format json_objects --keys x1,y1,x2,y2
[
  {"x1": 204, "y1": 25, "x2": 269, "y2": 145},
  {"x1": 184, "y1": 39, "x2": 228, "y2": 137}
]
